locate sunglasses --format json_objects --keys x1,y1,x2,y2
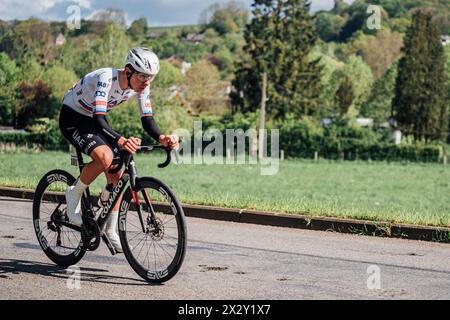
[{"x1": 136, "y1": 72, "x2": 154, "y2": 82}]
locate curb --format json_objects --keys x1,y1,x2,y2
[{"x1": 0, "y1": 186, "x2": 449, "y2": 243}]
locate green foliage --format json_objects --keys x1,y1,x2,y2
[
  {"x1": 314, "y1": 12, "x2": 345, "y2": 42},
  {"x1": 127, "y1": 17, "x2": 148, "y2": 42},
  {"x1": 311, "y1": 49, "x2": 344, "y2": 117},
  {"x1": 0, "y1": 53, "x2": 19, "y2": 125},
  {"x1": 42, "y1": 64, "x2": 78, "y2": 109},
  {"x1": 361, "y1": 62, "x2": 398, "y2": 123},
  {"x1": 72, "y1": 22, "x2": 130, "y2": 76},
  {"x1": 200, "y1": 1, "x2": 249, "y2": 35},
  {"x1": 186, "y1": 60, "x2": 225, "y2": 115},
  {"x1": 145, "y1": 36, "x2": 208, "y2": 63},
  {"x1": 393, "y1": 11, "x2": 448, "y2": 142},
  {"x1": 0, "y1": 19, "x2": 56, "y2": 64},
  {"x1": 340, "y1": 55, "x2": 374, "y2": 116},
  {"x1": 335, "y1": 75, "x2": 355, "y2": 116},
  {"x1": 278, "y1": 116, "x2": 324, "y2": 158},
  {"x1": 152, "y1": 60, "x2": 184, "y2": 89},
  {"x1": 14, "y1": 80, "x2": 52, "y2": 129},
  {"x1": 108, "y1": 98, "x2": 192, "y2": 144},
  {"x1": 278, "y1": 118, "x2": 443, "y2": 162},
  {"x1": 349, "y1": 29, "x2": 403, "y2": 79},
  {"x1": 314, "y1": 0, "x2": 450, "y2": 43},
  {"x1": 0, "y1": 117, "x2": 68, "y2": 150},
  {"x1": 232, "y1": 0, "x2": 323, "y2": 118}
]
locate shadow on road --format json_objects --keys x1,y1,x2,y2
[{"x1": 0, "y1": 259, "x2": 160, "y2": 286}]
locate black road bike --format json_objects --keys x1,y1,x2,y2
[{"x1": 32, "y1": 146, "x2": 187, "y2": 283}]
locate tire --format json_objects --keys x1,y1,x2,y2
[
  {"x1": 33, "y1": 170, "x2": 86, "y2": 267},
  {"x1": 119, "y1": 177, "x2": 187, "y2": 283}
]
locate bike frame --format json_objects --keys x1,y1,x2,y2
[{"x1": 73, "y1": 146, "x2": 170, "y2": 255}]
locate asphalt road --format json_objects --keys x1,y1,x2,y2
[{"x1": 0, "y1": 196, "x2": 449, "y2": 300}]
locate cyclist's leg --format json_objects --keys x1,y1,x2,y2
[
  {"x1": 59, "y1": 106, "x2": 115, "y2": 224},
  {"x1": 79, "y1": 145, "x2": 114, "y2": 185},
  {"x1": 100, "y1": 135, "x2": 126, "y2": 251},
  {"x1": 103, "y1": 168, "x2": 125, "y2": 252}
]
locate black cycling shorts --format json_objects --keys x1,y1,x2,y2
[{"x1": 59, "y1": 105, "x2": 119, "y2": 157}]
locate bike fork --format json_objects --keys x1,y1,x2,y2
[{"x1": 133, "y1": 189, "x2": 159, "y2": 234}]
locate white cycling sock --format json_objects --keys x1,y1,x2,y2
[
  {"x1": 72, "y1": 178, "x2": 88, "y2": 199},
  {"x1": 106, "y1": 210, "x2": 123, "y2": 252}
]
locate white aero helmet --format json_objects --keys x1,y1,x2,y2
[{"x1": 125, "y1": 47, "x2": 160, "y2": 76}]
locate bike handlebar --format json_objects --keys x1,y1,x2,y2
[
  {"x1": 136, "y1": 145, "x2": 172, "y2": 168},
  {"x1": 109, "y1": 145, "x2": 174, "y2": 173}
]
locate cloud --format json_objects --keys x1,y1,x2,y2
[
  {"x1": 0, "y1": 0, "x2": 92, "y2": 20},
  {"x1": 0, "y1": 0, "x2": 354, "y2": 25}
]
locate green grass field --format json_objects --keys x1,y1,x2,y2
[{"x1": 0, "y1": 151, "x2": 449, "y2": 227}]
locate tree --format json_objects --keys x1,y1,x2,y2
[
  {"x1": 335, "y1": 75, "x2": 354, "y2": 116},
  {"x1": 232, "y1": 0, "x2": 323, "y2": 118},
  {"x1": 42, "y1": 64, "x2": 78, "y2": 112},
  {"x1": 152, "y1": 60, "x2": 184, "y2": 89},
  {"x1": 127, "y1": 17, "x2": 148, "y2": 42},
  {"x1": 185, "y1": 60, "x2": 224, "y2": 114},
  {"x1": 443, "y1": 45, "x2": 450, "y2": 142},
  {"x1": 0, "y1": 53, "x2": 19, "y2": 125},
  {"x1": 392, "y1": 11, "x2": 449, "y2": 141},
  {"x1": 90, "y1": 8, "x2": 127, "y2": 28},
  {"x1": 314, "y1": 12, "x2": 345, "y2": 42},
  {"x1": 14, "y1": 80, "x2": 52, "y2": 129},
  {"x1": 200, "y1": 1, "x2": 249, "y2": 35},
  {"x1": 74, "y1": 22, "x2": 130, "y2": 76},
  {"x1": 351, "y1": 29, "x2": 403, "y2": 79},
  {"x1": 314, "y1": 51, "x2": 344, "y2": 118},
  {"x1": 339, "y1": 55, "x2": 374, "y2": 116},
  {"x1": 338, "y1": 0, "x2": 372, "y2": 42},
  {"x1": 360, "y1": 62, "x2": 398, "y2": 123},
  {"x1": 0, "y1": 19, "x2": 55, "y2": 64}
]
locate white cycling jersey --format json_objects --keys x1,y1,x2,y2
[{"x1": 63, "y1": 68, "x2": 153, "y2": 118}]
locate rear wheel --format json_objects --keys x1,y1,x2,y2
[
  {"x1": 119, "y1": 177, "x2": 187, "y2": 283},
  {"x1": 33, "y1": 170, "x2": 86, "y2": 267}
]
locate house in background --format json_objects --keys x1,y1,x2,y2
[
  {"x1": 185, "y1": 33, "x2": 204, "y2": 44},
  {"x1": 55, "y1": 33, "x2": 65, "y2": 46},
  {"x1": 167, "y1": 55, "x2": 192, "y2": 75},
  {"x1": 441, "y1": 35, "x2": 450, "y2": 46},
  {"x1": 147, "y1": 31, "x2": 164, "y2": 39}
]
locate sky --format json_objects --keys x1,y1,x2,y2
[{"x1": 0, "y1": 0, "x2": 355, "y2": 26}]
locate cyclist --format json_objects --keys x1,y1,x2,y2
[{"x1": 59, "y1": 47, "x2": 179, "y2": 253}]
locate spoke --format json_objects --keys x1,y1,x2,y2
[
  {"x1": 144, "y1": 237, "x2": 151, "y2": 271},
  {"x1": 64, "y1": 229, "x2": 78, "y2": 250},
  {"x1": 44, "y1": 228, "x2": 54, "y2": 240},
  {"x1": 133, "y1": 234, "x2": 148, "y2": 261},
  {"x1": 48, "y1": 231, "x2": 58, "y2": 248},
  {"x1": 126, "y1": 219, "x2": 145, "y2": 231},
  {"x1": 160, "y1": 236, "x2": 178, "y2": 250},
  {"x1": 155, "y1": 239, "x2": 175, "y2": 261},
  {"x1": 127, "y1": 230, "x2": 145, "y2": 242},
  {"x1": 152, "y1": 240, "x2": 157, "y2": 272},
  {"x1": 161, "y1": 216, "x2": 176, "y2": 226}
]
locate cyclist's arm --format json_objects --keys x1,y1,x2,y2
[
  {"x1": 92, "y1": 74, "x2": 121, "y2": 142},
  {"x1": 137, "y1": 88, "x2": 161, "y2": 142},
  {"x1": 141, "y1": 116, "x2": 161, "y2": 142}
]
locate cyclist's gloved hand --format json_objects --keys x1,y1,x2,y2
[
  {"x1": 159, "y1": 134, "x2": 179, "y2": 150},
  {"x1": 118, "y1": 136, "x2": 141, "y2": 154}
]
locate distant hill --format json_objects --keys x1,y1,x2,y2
[{"x1": 315, "y1": 0, "x2": 450, "y2": 42}]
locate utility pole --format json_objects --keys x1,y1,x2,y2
[{"x1": 258, "y1": 72, "x2": 267, "y2": 159}]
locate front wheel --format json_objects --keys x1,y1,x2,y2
[{"x1": 119, "y1": 177, "x2": 187, "y2": 283}]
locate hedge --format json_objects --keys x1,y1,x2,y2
[{"x1": 0, "y1": 124, "x2": 445, "y2": 163}]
